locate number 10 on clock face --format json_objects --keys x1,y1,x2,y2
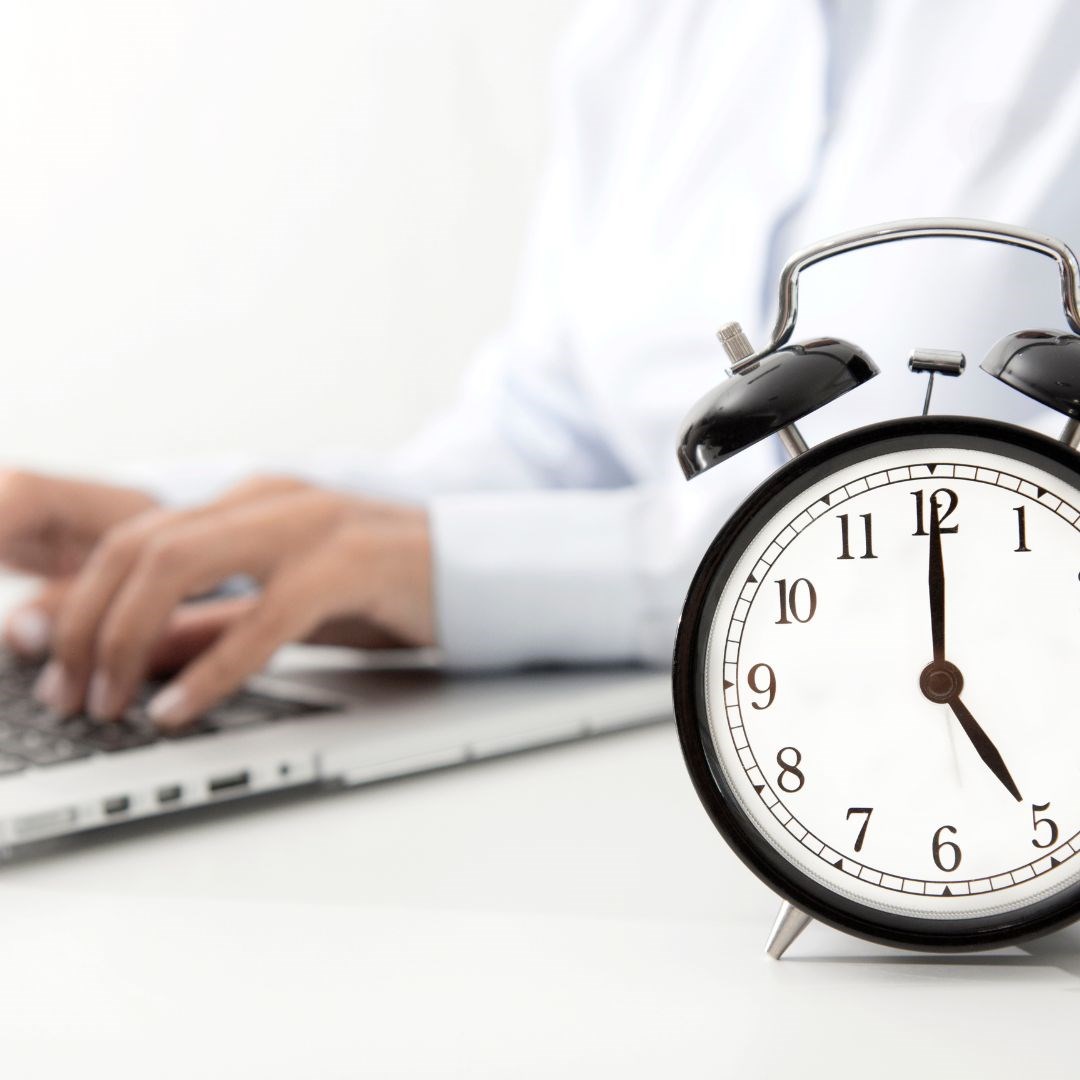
[{"x1": 697, "y1": 431, "x2": 1080, "y2": 931}]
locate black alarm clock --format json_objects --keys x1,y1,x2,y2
[{"x1": 672, "y1": 219, "x2": 1080, "y2": 957}]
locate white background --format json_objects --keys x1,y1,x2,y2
[
  {"x1": 3, "y1": 10, "x2": 1080, "y2": 1073},
  {"x1": 0, "y1": 0, "x2": 578, "y2": 477}
]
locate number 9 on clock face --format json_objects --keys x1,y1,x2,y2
[{"x1": 673, "y1": 417, "x2": 1080, "y2": 949}]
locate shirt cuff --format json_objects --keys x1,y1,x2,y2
[{"x1": 429, "y1": 488, "x2": 645, "y2": 669}]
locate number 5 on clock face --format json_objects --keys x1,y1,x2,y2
[{"x1": 679, "y1": 420, "x2": 1080, "y2": 947}]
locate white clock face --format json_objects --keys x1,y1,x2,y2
[{"x1": 704, "y1": 439, "x2": 1080, "y2": 920}]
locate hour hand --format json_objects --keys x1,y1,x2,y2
[{"x1": 948, "y1": 695, "x2": 1022, "y2": 803}]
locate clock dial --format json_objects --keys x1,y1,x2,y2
[{"x1": 701, "y1": 436, "x2": 1080, "y2": 921}]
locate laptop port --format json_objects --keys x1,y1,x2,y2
[
  {"x1": 103, "y1": 795, "x2": 130, "y2": 816},
  {"x1": 208, "y1": 770, "x2": 250, "y2": 795},
  {"x1": 157, "y1": 784, "x2": 183, "y2": 805}
]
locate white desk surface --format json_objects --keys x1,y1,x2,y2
[{"x1": 1, "y1": 718, "x2": 1077, "y2": 1079}]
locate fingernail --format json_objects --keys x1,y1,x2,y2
[
  {"x1": 33, "y1": 660, "x2": 69, "y2": 710},
  {"x1": 87, "y1": 670, "x2": 112, "y2": 720},
  {"x1": 8, "y1": 608, "x2": 52, "y2": 658},
  {"x1": 147, "y1": 683, "x2": 187, "y2": 726}
]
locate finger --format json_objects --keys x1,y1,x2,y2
[
  {"x1": 84, "y1": 492, "x2": 352, "y2": 719},
  {"x1": 40, "y1": 507, "x2": 183, "y2": 716},
  {"x1": 147, "y1": 596, "x2": 259, "y2": 675},
  {"x1": 150, "y1": 597, "x2": 403, "y2": 662},
  {"x1": 5, "y1": 580, "x2": 72, "y2": 659},
  {"x1": 146, "y1": 569, "x2": 328, "y2": 729}
]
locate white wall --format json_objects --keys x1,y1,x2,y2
[{"x1": 0, "y1": 0, "x2": 578, "y2": 477}]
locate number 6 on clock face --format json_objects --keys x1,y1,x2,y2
[{"x1": 674, "y1": 417, "x2": 1080, "y2": 951}]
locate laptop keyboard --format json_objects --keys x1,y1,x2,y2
[{"x1": 0, "y1": 651, "x2": 329, "y2": 778}]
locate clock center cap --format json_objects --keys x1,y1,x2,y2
[{"x1": 919, "y1": 660, "x2": 964, "y2": 704}]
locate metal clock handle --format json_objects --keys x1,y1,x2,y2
[{"x1": 729, "y1": 218, "x2": 1080, "y2": 376}]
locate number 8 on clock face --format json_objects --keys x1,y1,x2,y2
[{"x1": 673, "y1": 416, "x2": 1080, "y2": 950}]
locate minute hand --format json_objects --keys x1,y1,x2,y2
[
  {"x1": 928, "y1": 495, "x2": 946, "y2": 663},
  {"x1": 947, "y1": 695, "x2": 1023, "y2": 803}
]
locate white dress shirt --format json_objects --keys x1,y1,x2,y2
[{"x1": 153, "y1": 0, "x2": 1080, "y2": 669}]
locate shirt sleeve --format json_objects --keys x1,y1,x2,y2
[{"x1": 430, "y1": 440, "x2": 778, "y2": 669}]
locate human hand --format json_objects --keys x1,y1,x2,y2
[
  {"x1": 2, "y1": 474, "x2": 317, "y2": 659},
  {"x1": 28, "y1": 478, "x2": 434, "y2": 729},
  {"x1": 0, "y1": 470, "x2": 158, "y2": 655}
]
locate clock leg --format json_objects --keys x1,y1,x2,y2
[{"x1": 765, "y1": 901, "x2": 812, "y2": 959}]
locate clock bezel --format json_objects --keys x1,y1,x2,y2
[{"x1": 673, "y1": 414, "x2": 1080, "y2": 951}]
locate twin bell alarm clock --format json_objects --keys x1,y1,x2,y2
[{"x1": 672, "y1": 219, "x2": 1080, "y2": 957}]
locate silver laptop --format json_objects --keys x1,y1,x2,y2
[{"x1": 0, "y1": 646, "x2": 672, "y2": 854}]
